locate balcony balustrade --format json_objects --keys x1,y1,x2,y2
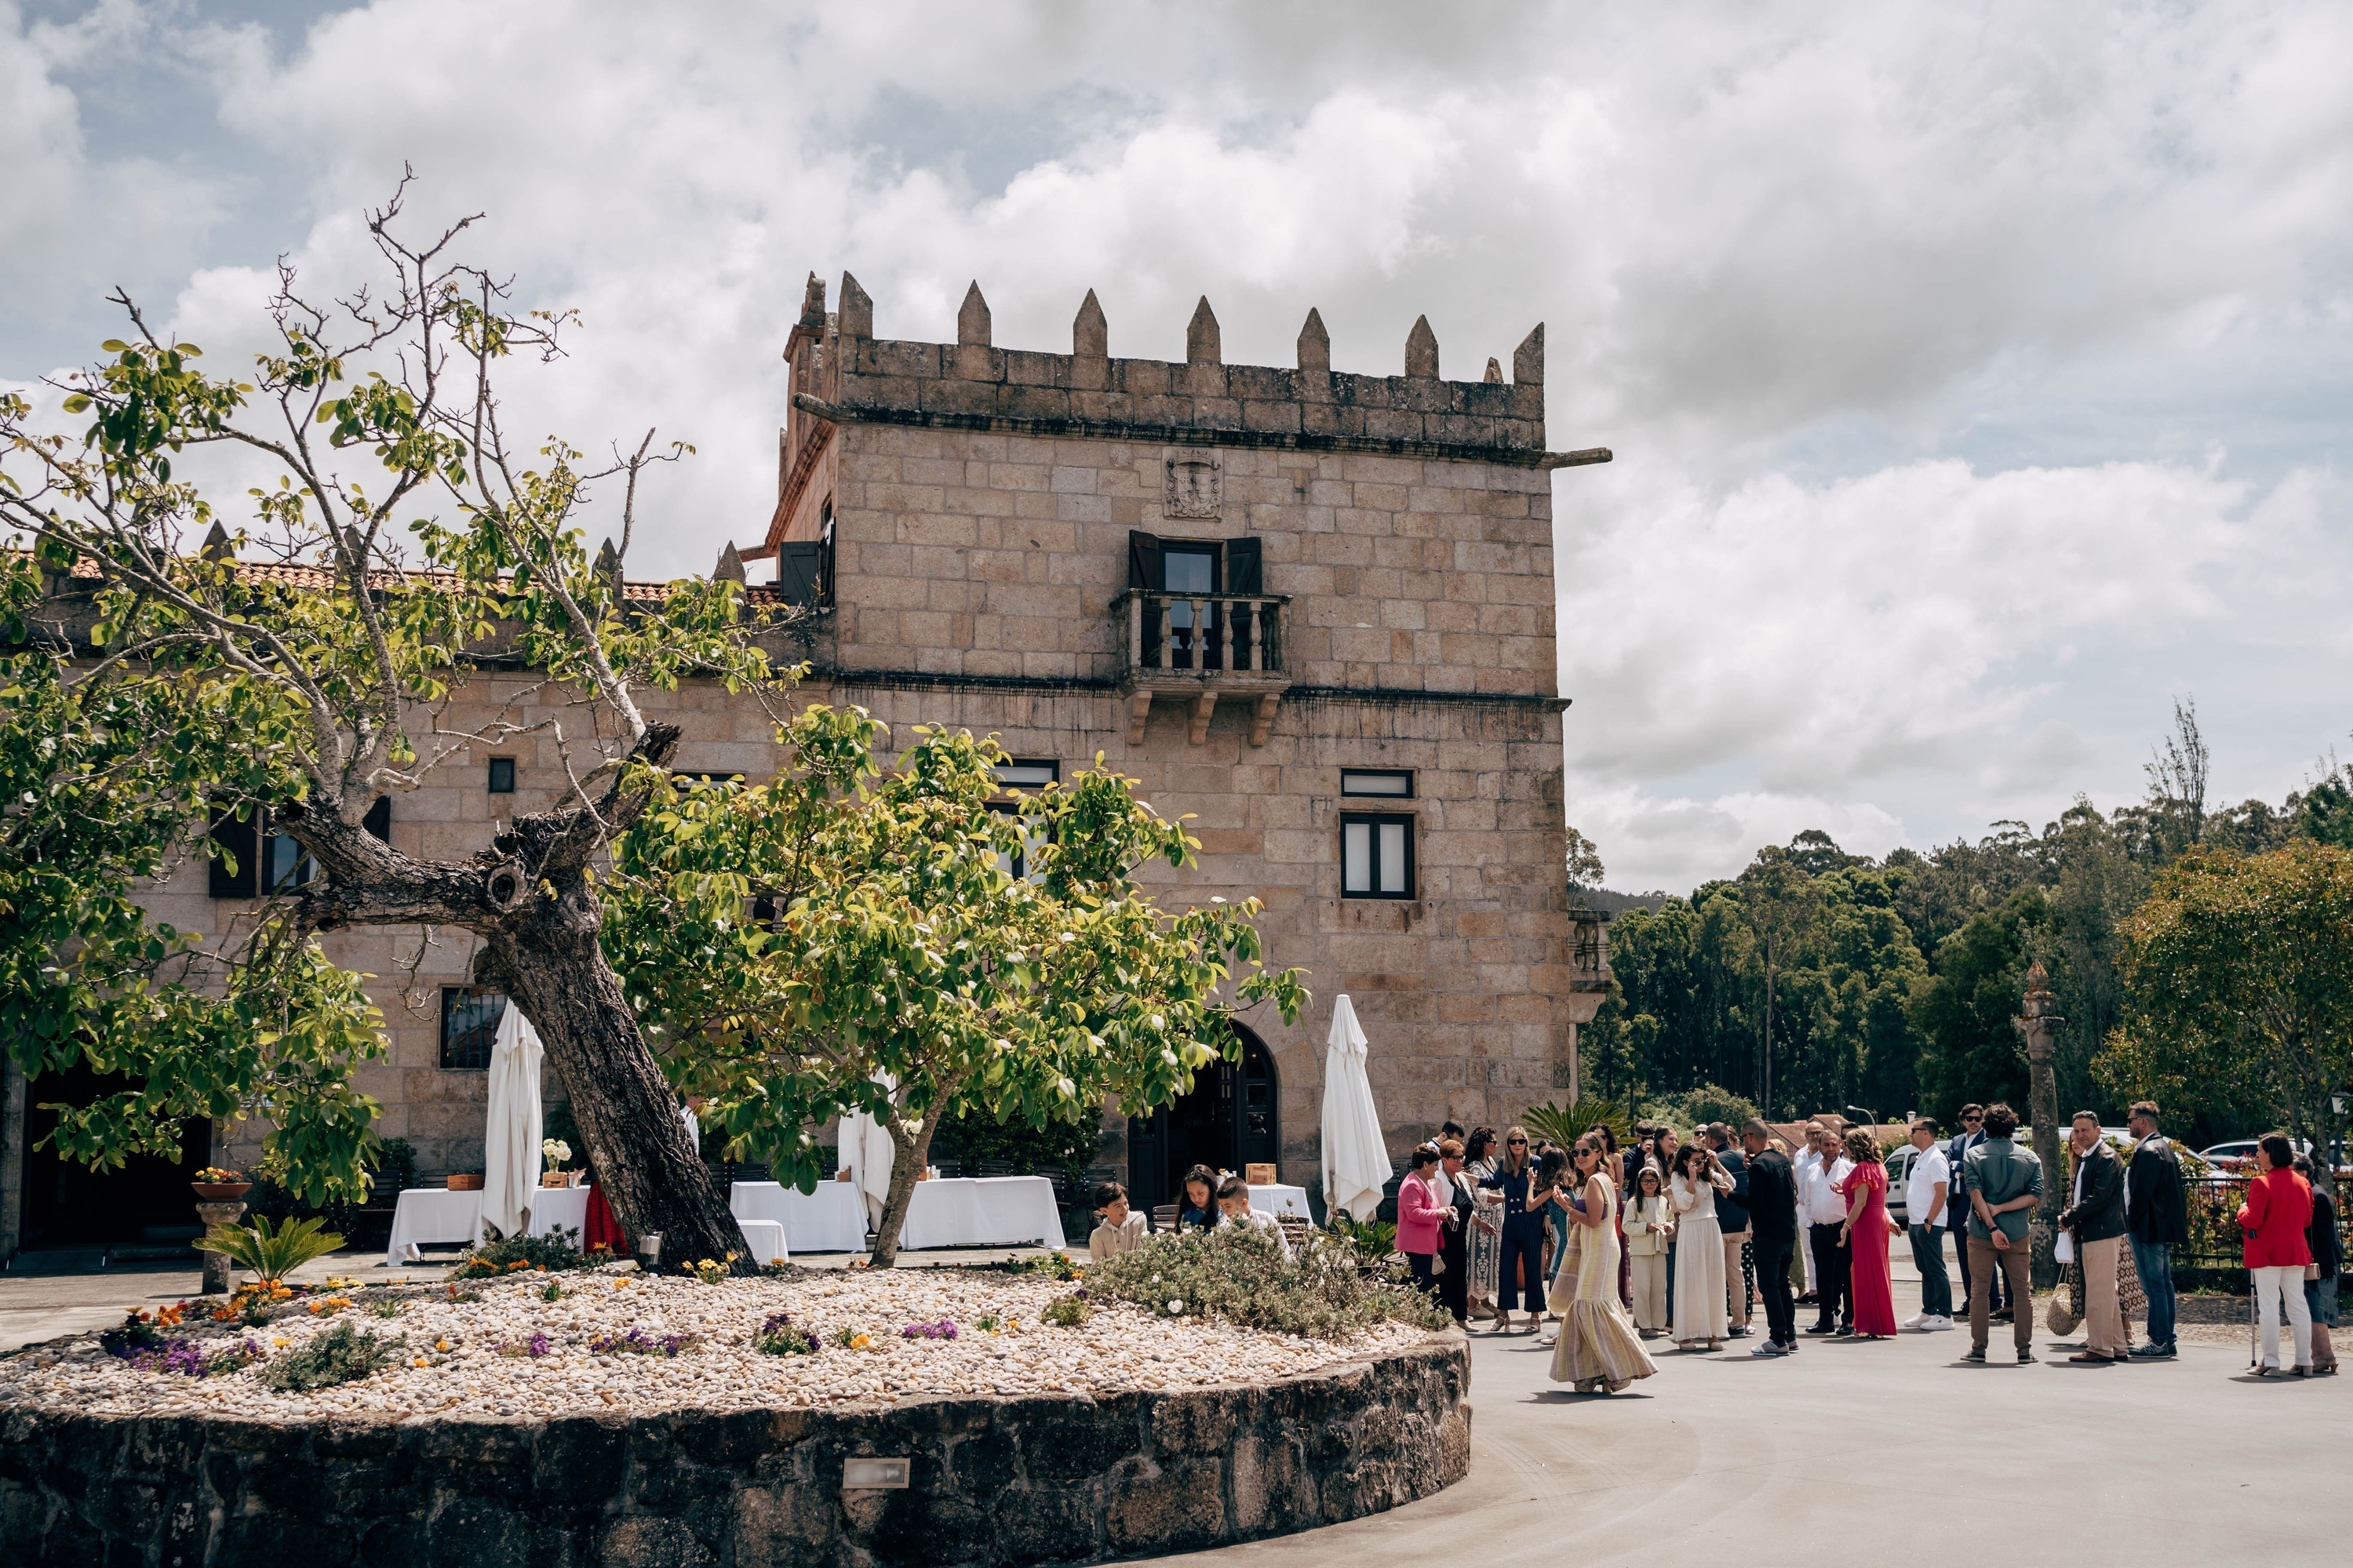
[{"x1": 1111, "y1": 588, "x2": 1291, "y2": 746}]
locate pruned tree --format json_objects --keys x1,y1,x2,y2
[
  {"x1": 0, "y1": 180, "x2": 789, "y2": 1265},
  {"x1": 602, "y1": 716, "x2": 1308, "y2": 1266}
]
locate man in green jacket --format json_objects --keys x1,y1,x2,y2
[{"x1": 1964, "y1": 1102, "x2": 2043, "y2": 1363}]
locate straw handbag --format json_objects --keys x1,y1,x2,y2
[{"x1": 2045, "y1": 1261, "x2": 2083, "y2": 1336}]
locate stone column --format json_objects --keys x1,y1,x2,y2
[
  {"x1": 2013, "y1": 961, "x2": 2065, "y2": 1293},
  {"x1": 195, "y1": 1202, "x2": 248, "y2": 1296}
]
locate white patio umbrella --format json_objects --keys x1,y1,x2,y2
[
  {"x1": 1320, "y1": 994, "x2": 1391, "y2": 1223},
  {"x1": 479, "y1": 1002, "x2": 545, "y2": 1240},
  {"x1": 834, "y1": 1075, "x2": 898, "y2": 1228}
]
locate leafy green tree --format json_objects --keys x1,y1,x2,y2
[
  {"x1": 1910, "y1": 886, "x2": 2045, "y2": 1122},
  {"x1": 602, "y1": 717, "x2": 1306, "y2": 1266},
  {"x1": 0, "y1": 187, "x2": 785, "y2": 1264},
  {"x1": 2096, "y1": 843, "x2": 2353, "y2": 1195}
]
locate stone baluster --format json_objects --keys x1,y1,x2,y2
[
  {"x1": 1128, "y1": 593, "x2": 1144, "y2": 672},
  {"x1": 1189, "y1": 598, "x2": 1207, "y2": 670},
  {"x1": 1159, "y1": 597, "x2": 1175, "y2": 671}
]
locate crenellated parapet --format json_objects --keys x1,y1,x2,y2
[{"x1": 785, "y1": 273, "x2": 1604, "y2": 471}]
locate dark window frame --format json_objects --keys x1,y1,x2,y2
[
  {"x1": 486, "y1": 757, "x2": 517, "y2": 795},
  {"x1": 1340, "y1": 768, "x2": 1415, "y2": 799},
  {"x1": 1340, "y1": 811, "x2": 1416, "y2": 900},
  {"x1": 439, "y1": 986, "x2": 507, "y2": 1071}
]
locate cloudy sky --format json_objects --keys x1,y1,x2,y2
[{"x1": 7, "y1": 1, "x2": 2349, "y2": 891}]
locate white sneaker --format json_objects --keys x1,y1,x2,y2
[
  {"x1": 1903, "y1": 1313, "x2": 1926, "y2": 1330},
  {"x1": 1922, "y1": 1315, "x2": 1954, "y2": 1332}
]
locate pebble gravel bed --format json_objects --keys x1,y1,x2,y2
[{"x1": 0, "y1": 1264, "x2": 1433, "y2": 1423}]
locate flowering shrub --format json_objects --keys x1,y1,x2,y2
[
  {"x1": 304, "y1": 1296, "x2": 354, "y2": 1316},
  {"x1": 589, "y1": 1328, "x2": 698, "y2": 1357},
  {"x1": 98, "y1": 1311, "x2": 167, "y2": 1359},
  {"x1": 690, "y1": 1253, "x2": 738, "y2": 1285},
  {"x1": 495, "y1": 1332, "x2": 555, "y2": 1359},
  {"x1": 1010, "y1": 1251, "x2": 1081, "y2": 1282},
  {"x1": 900, "y1": 1318, "x2": 958, "y2": 1340},
  {"x1": 259, "y1": 1322, "x2": 404, "y2": 1392},
  {"x1": 453, "y1": 1224, "x2": 592, "y2": 1279},
  {"x1": 829, "y1": 1327, "x2": 875, "y2": 1349},
  {"x1": 192, "y1": 1168, "x2": 244, "y2": 1184},
  {"x1": 1087, "y1": 1224, "x2": 1448, "y2": 1339},
  {"x1": 1040, "y1": 1293, "x2": 1091, "y2": 1329},
  {"x1": 214, "y1": 1280, "x2": 295, "y2": 1326},
  {"x1": 753, "y1": 1313, "x2": 818, "y2": 1355}
]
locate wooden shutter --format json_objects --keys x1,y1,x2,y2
[
  {"x1": 1127, "y1": 531, "x2": 1164, "y2": 591},
  {"x1": 1224, "y1": 537, "x2": 1262, "y2": 595},
  {"x1": 776, "y1": 542, "x2": 828, "y2": 606},
  {"x1": 208, "y1": 806, "x2": 257, "y2": 899},
  {"x1": 362, "y1": 795, "x2": 392, "y2": 842}
]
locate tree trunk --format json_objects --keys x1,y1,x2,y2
[
  {"x1": 868, "y1": 1099, "x2": 951, "y2": 1269},
  {"x1": 484, "y1": 891, "x2": 749, "y2": 1275}
]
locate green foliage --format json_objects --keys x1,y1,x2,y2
[
  {"x1": 603, "y1": 719, "x2": 1307, "y2": 1262},
  {"x1": 1040, "y1": 1293, "x2": 1092, "y2": 1328},
  {"x1": 258, "y1": 1321, "x2": 402, "y2": 1392},
  {"x1": 931, "y1": 1097, "x2": 1103, "y2": 1174},
  {"x1": 1086, "y1": 1223, "x2": 1448, "y2": 1340},
  {"x1": 1327, "y1": 1214, "x2": 1397, "y2": 1262},
  {"x1": 1909, "y1": 885, "x2": 2043, "y2": 1122},
  {"x1": 193, "y1": 1214, "x2": 344, "y2": 1284},
  {"x1": 0, "y1": 192, "x2": 796, "y2": 1217},
  {"x1": 1523, "y1": 1097, "x2": 1632, "y2": 1150},
  {"x1": 452, "y1": 1224, "x2": 595, "y2": 1278},
  {"x1": 753, "y1": 1312, "x2": 818, "y2": 1355},
  {"x1": 2096, "y1": 844, "x2": 2353, "y2": 1191},
  {"x1": 1640, "y1": 1083, "x2": 1764, "y2": 1133},
  {"x1": 371, "y1": 1137, "x2": 417, "y2": 1194}
]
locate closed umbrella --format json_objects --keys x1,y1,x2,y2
[
  {"x1": 835, "y1": 1075, "x2": 897, "y2": 1229},
  {"x1": 479, "y1": 1002, "x2": 545, "y2": 1240},
  {"x1": 1320, "y1": 994, "x2": 1390, "y2": 1223}
]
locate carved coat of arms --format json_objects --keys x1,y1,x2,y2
[{"x1": 1163, "y1": 453, "x2": 1222, "y2": 518}]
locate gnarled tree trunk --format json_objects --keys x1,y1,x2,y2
[{"x1": 870, "y1": 1097, "x2": 955, "y2": 1268}]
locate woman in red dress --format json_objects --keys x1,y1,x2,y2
[{"x1": 1836, "y1": 1126, "x2": 1900, "y2": 1338}]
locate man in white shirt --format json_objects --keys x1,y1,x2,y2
[
  {"x1": 1791, "y1": 1122, "x2": 1825, "y2": 1302},
  {"x1": 1901, "y1": 1118, "x2": 1954, "y2": 1330},
  {"x1": 1802, "y1": 1126, "x2": 1856, "y2": 1336}
]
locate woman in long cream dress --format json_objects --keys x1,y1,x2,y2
[
  {"x1": 1548, "y1": 1133, "x2": 1659, "y2": 1394},
  {"x1": 1669, "y1": 1141, "x2": 1736, "y2": 1350}
]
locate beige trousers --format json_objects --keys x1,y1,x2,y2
[
  {"x1": 1724, "y1": 1232, "x2": 1750, "y2": 1327},
  {"x1": 2080, "y1": 1235, "x2": 2125, "y2": 1355},
  {"x1": 1630, "y1": 1253, "x2": 1669, "y2": 1332}
]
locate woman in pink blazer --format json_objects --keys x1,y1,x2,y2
[
  {"x1": 2237, "y1": 1133, "x2": 2315, "y2": 1375},
  {"x1": 1397, "y1": 1145, "x2": 1444, "y2": 1301}
]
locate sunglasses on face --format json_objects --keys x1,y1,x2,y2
[{"x1": 1507, "y1": 1137, "x2": 1527, "y2": 1145}]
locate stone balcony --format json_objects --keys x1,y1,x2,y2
[{"x1": 1112, "y1": 588, "x2": 1291, "y2": 745}]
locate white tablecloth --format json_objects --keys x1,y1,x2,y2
[
  {"x1": 387, "y1": 1188, "x2": 481, "y2": 1265},
  {"x1": 1249, "y1": 1184, "x2": 1313, "y2": 1221},
  {"x1": 730, "y1": 1181, "x2": 870, "y2": 1253},
  {"x1": 736, "y1": 1218, "x2": 788, "y2": 1265},
  {"x1": 900, "y1": 1176, "x2": 1066, "y2": 1250},
  {"x1": 504, "y1": 1184, "x2": 591, "y2": 1246}
]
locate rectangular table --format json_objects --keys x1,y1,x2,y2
[
  {"x1": 735, "y1": 1218, "x2": 788, "y2": 1266},
  {"x1": 900, "y1": 1175, "x2": 1066, "y2": 1251},
  {"x1": 384, "y1": 1184, "x2": 594, "y2": 1266},
  {"x1": 730, "y1": 1181, "x2": 869, "y2": 1254},
  {"x1": 1248, "y1": 1184, "x2": 1313, "y2": 1221}
]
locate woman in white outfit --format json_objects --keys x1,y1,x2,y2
[{"x1": 1670, "y1": 1141, "x2": 1737, "y2": 1350}]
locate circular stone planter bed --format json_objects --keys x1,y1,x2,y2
[{"x1": 0, "y1": 1264, "x2": 1470, "y2": 1565}]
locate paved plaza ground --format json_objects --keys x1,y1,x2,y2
[{"x1": 5, "y1": 1239, "x2": 2342, "y2": 1563}]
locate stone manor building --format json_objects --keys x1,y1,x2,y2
[{"x1": 0, "y1": 274, "x2": 1610, "y2": 1260}]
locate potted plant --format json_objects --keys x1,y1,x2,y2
[
  {"x1": 191, "y1": 1166, "x2": 252, "y2": 1201},
  {"x1": 541, "y1": 1138, "x2": 575, "y2": 1187}
]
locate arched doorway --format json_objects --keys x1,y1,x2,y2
[{"x1": 1125, "y1": 1021, "x2": 1280, "y2": 1210}]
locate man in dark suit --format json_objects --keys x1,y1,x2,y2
[
  {"x1": 1708, "y1": 1122, "x2": 1754, "y2": 1336},
  {"x1": 1740, "y1": 1119, "x2": 1801, "y2": 1355},
  {"x1": 2123, "y1": 1099, "x2": 2189, "y2": 1359}
]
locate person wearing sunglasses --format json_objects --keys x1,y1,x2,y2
[
  {"x1": 1484, "y1": 1126, "x2": 1547, "y2": 1333},
  {"x1": 1944, "y1": 1105, "x2": 2002, "y2": 1321}
]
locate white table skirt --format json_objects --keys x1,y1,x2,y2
[
  {"x1": 735, "y1": 1218, "x2": 789, "y2": 1266},
  {"x1": 387, "y1": 1188, "x2": 481, "y2": 1265},
  {"x1": 1249, "y1": 1184, "x2": 1313, "y2": 1221},
  {"x1": 731, "y1": 1181, "x2": 870, "y2": 1253},
  {"x1": 900, "y1": 1175, "x2": 1067, "y2": 1251},
  {"x1": 494, "y1": 1184, "x2": 591, "y2": 1246}
]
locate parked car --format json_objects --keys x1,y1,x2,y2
[
  {"x1": 1883, "y1": 1144, "x2": 1921, "y2": 1227},
  {"x1": 2194, "y1": 1137, "x2": 2324, "y2": 1174}
]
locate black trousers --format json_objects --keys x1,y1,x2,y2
[
  {"x1": 1753, "y1": 1235, "x2": 1798, "y2": 1345},
  {"x1": 1438, "y1": 1221, "x2": 1469, "y2": 1322},
  {"x1": 1408, "y1": 1250, "x2": 1438, "y2": 1301},
  {"x1": 1808, "y1": 1223, "x2": 1852, "y2": 1330}
]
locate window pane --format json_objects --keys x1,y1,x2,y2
[
  {"x1": 1164, "y1": 549, "x2": 1215, "y2": 594},
  {"x1": 441, "y1": 988, "x2": 506, "y2": 1070},
  {"x1": 1341, "y1": 769, "x2": 1412, "y2": 797},
  {"x1": 1378, "y1": 821, "x2": 1408, "y2": 894},
  {"x1": 994, "y1": 762, "x2": 1058, "y2": 788},
  {"x1": 1342, "y1": 821, "x2": 1371, "y2": 893}
]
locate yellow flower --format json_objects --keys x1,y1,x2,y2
[
  {"x1": 410, "y1": 1357, "x2": 429, "y2": 1369},
  {"x1": 271, "y1": 1337, "x2": 289, "y2": 1348},
  {"x1": 435, "y1": 1339, "x2": 451, "y2": 1352}
]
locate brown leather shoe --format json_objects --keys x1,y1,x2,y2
[{"x1": 2067, "y1": 1351, "x2": 2115, "y2": 1364}]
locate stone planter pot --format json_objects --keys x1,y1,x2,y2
[{"x1": 190, "y1": 1182, "x2": 252, "y2": 1202}]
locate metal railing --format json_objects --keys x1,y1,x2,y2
[{"x1": 1113, "y1": 589, "x2": 1288, "y2": 676}]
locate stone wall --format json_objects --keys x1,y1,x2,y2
[{"x1": 0, "y1": 1337, "x2": 1470, "y2": 1566}]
